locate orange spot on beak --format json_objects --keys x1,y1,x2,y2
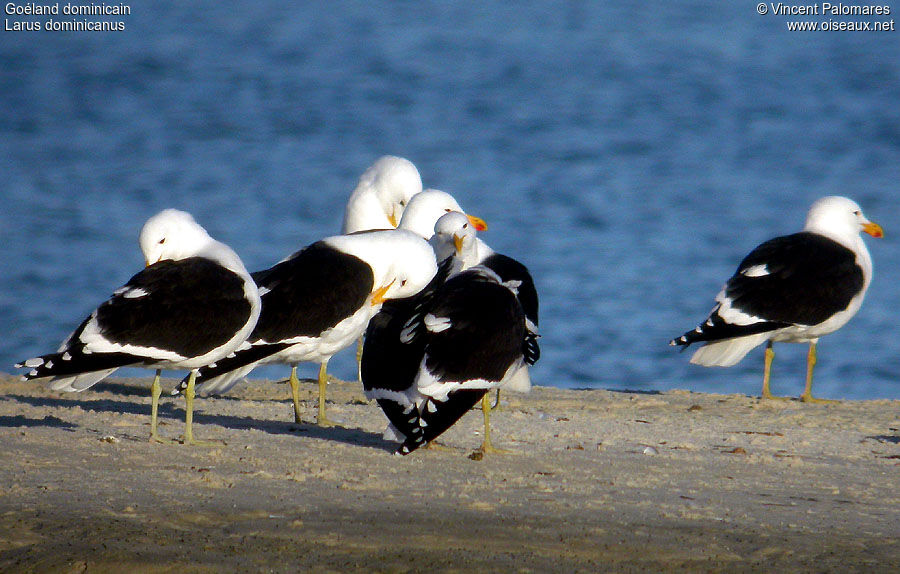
[
  {"x1": 467, "y1": 214, "x2": 488, "y2": 232},
  {"x1": 863, "y1": 222, "x2": 884, "y2": 238}
]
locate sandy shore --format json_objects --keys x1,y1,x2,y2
[{"x1": 0, "y1": 372, "x2": 898, "y2": 572}]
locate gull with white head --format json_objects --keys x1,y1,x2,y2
[
  {"x1": 670, "y1": 196, "x2": 882, "y2": 402},
  {"x1": 17, "y1": 209, "x2": 261, "y2": 444}
]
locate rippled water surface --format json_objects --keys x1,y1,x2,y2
[{"x1": 2, "y1": 2, "x2": 900, "y2": 399}]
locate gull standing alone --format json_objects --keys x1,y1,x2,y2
[
  {"x1": 16, "y1": 209, "x2": 261, "y2": 444},
  {"x1": 670, "y1": 196, "x2": 882, "y2": 402}
]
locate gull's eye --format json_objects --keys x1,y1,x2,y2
[
  {"x1": 158, "y1": 238, "x2": 166, "y2": 245},
  {"x1": 463, "y1": 223, "x2": 468, "y2": 229},
  {"x1": 401, "y1": 279, "x2": 408, "y2": 287},
  {"x1": 399, "y1": 200, "x2": 406, "y2": 207},
  {"x1": 854, "y1": 210, "x2": 861, "y2": 216},
  {"x1": 444, "y1": 208, "x2": 452, "y2": 212}
]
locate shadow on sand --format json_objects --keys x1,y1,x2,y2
[
  {"x1": 0, "y1": 414, "x2": 78, "y2": 430},
  {"x1": 4, "y1": 394, "x2": 395, "y2": 452}
]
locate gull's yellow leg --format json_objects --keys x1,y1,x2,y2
[
  {"x1": 800, "y1": 341, "x2": 838, "y2": 404},
  {"x1": 356, "y1": 335, "x2": 364, "y2": 385},
  {"x1": 316, "y1": 360, "x2": 337, "y2": 427},
  {"x1": 148, "y1": 369, "x2": 175, "y2": 443},
  {"x1": 182, "y1": 371, "x2": 219, "y2": 446},
  {"x1": 761, "y1": 341, "x2": 789, "y2": 401},
  {"x1": 477, "y1": 393, "x2": 511, "y2": 455},
  {"x1": 287, "y1": 364, "x2": 303, "y2": 424}
]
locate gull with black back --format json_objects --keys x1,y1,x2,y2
[{"x1": 670, "y1": 196, "x2": 882, "y2": 402}]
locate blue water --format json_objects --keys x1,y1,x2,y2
[{"x1": 2, "y1": 2, "x2": 900, "y2": 400}]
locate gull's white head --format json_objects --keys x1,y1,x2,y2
[
  {"x1": 343, "y1": 156, "x2": 423, "y2": 233},
  {"x1": 803, "y1": 196, "x2": 883, "y2": 245},
  {"x1": 430, "y1": 211, "x2": 480, "y2": 268},
  {"x1": 324, "y1": 229, "x2": 439, "y2": 306},
  {"x1": 398, "y1": 188, "x2": 488, "y2": 239},
  {"x1": 139, "y1": 209, "x2": 213, "y2": 266},
  {"x1": 372, "y1": 230, "x2": 440, "y2": 305}
]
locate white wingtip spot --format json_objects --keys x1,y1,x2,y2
[
  {"x1": 502, "y1": 279, "x2": 522, "y2": 295},
  {"x1": 741, "y1": 264, "x2": 770, "y2": 278},
  {"x1": 423, "y1": 313, "x2": 452, "y2": 334},
  {"x1": 399, "y1": 323, "x2": 416, "y2": 344},
  {"x1": 122, "y1": 287, "x2": 149, "y2": 299}
]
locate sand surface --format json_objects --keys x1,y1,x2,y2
[{"x1": 0, "y1": 373, "x2": 898, "y2": 572}]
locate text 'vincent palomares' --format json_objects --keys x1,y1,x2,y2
[{"x1": 768, "y1": 3, "x2": 890, "y2": 15}]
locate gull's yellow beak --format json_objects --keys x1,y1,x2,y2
[
  {"x1": 388, "y1": 206, "x2": 400, "y2": 228},
  {"x1": 467, "y1": 214, "x2": 488, "y2": 231},
  {"x1": 863, "y1": 221, "x2": 884, "y2": 238},
  {"x1": 453, "y1": 233, "x2": 465, "y2": 255},
  {"x1": 371, "y1": 279, "x2": 395, "y2": 305}
]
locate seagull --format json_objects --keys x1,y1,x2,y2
[
  {"x1": 346, "y1": 187, "x2": 487, "y2": 385},
  {"x1": 176, "y1": 229, "x2": 439, "y2": 426},
  {"x1": 363, "y1": 212, "x2": 538, "y2": 455},
  {"x1": 342, "y1": 157, "x2": 424, "y2": 382},
  {"x1": 670, "y1": 196, "x2": 882, "y2": 403},
  {"x1": 430, "y1": 211, "x2": 540, "y2": 406},
  {"x1": 16, "y1": 209, "x2": 261, "y2": 444},
  {"x1": 397, "y1": 188, "x2": 487, "y2": 238},
  {"x1": 342, "y1": 156, "x2": 423, "y2": 234}
]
